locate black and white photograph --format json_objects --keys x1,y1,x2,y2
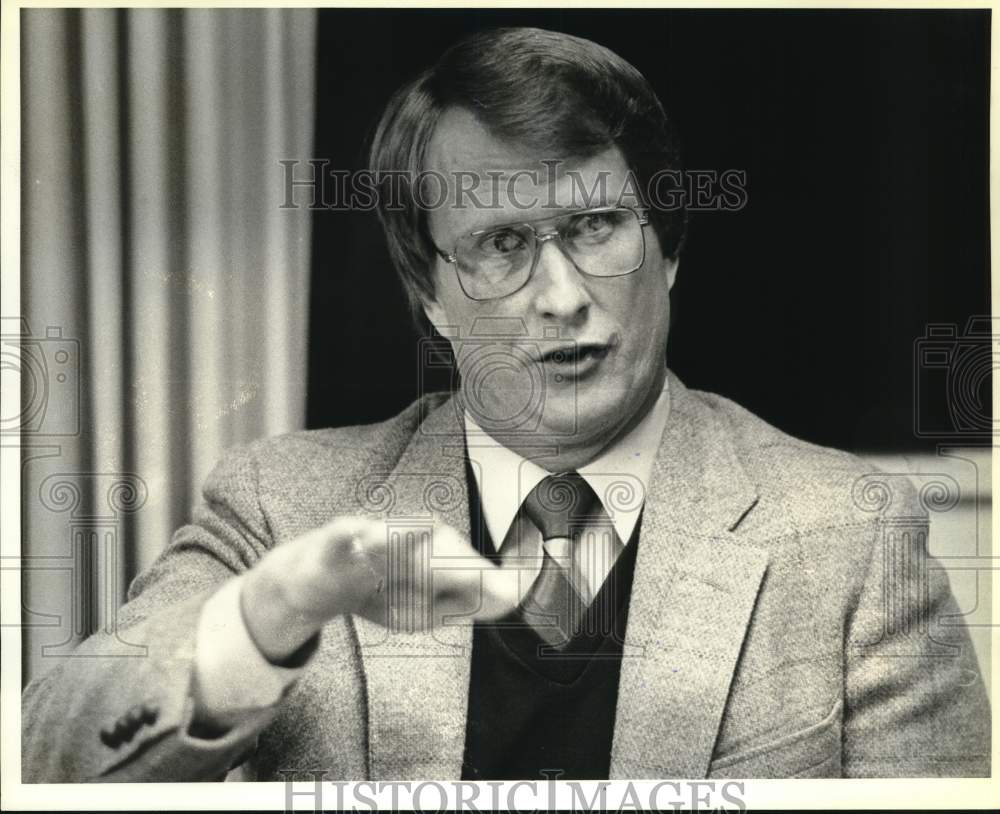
[{"x1": 1, "y1": 2, "x2": 995, "y2": 809}]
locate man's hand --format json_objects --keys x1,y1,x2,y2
[{"x1": 240, "y1": 516, "x2": 518, "y2": 662}]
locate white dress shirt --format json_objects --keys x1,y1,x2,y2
[
  {"x1": 193, "y1": 379, "x2": 671, "y2": 719},
  {"x1": 463, "y1": 379, "x2": 670, "y2": 603}
]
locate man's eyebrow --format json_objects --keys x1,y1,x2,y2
[
  {"x1": 443, "y1": 211, "x2": 522, "y2": 243},
  {"x1": 455, "y1": 204, "x2": 615, "y2": 237}
]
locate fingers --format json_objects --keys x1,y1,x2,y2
[
  {"x1": 348, "y1": 516, "x2": 519, "y2": 631},
  {"x1": 475, "y1": 569, "x2": 521, "y2": 620},
  {"x1": 313, "y1": 516, "x2": 383, "y2": 568},
  {"x1": 428, "y1": 574, "x2": 519, "y2": 627}
]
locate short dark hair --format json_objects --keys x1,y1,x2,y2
[{"x1": 369, "y1": 26, "x2": 687, "y2": 317}]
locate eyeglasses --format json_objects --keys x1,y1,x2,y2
[{"x1": 434, "y1": 206, "x2": 650, "y2": 301}]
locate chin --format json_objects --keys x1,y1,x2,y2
[{"x1": 538, "y1": 394, "x2": 627, "y2": 445}]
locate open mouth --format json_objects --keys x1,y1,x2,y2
[{"x1": 540, "y1": 343, "x2": 611, "y2": 365}]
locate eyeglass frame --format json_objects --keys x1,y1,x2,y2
[{"x1": 432, "y1": 205, "x2": 651, "y2": 302}]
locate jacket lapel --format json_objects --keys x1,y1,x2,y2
[
  {"x1": 610, "y1": 374, "x2": 767, "y2": 778},
  {"x1": 352, "y1": 395, "x2": 475, "y2": 780},
  {"x1": 351, "y1": 379, "x2": 767, "y2": 780}
]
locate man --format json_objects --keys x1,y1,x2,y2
[{"x1": 22, "y1": 26, "x2": 989, "y2": 782}]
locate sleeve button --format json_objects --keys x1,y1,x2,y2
[
  {"x1": 99, "y1": 725, "x2": 120, "y2": 748},
  {"x1": 141, "y1": 703, "x2": 159, "y2": 724}
]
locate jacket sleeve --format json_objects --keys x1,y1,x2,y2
[
  {"x1": 21, "y1": 442, "x2": 297, "y2": 782},
  {"x1": 843, "y1": 479, "x2": 991, "y2": 777}
]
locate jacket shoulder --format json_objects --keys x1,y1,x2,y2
[
  {"x1": 259, "y1": 393, "x2": 444, "y2": 455},
  {"x1": 692, "y1": 388, "x2": 922, "y2": 530},
  {"x1": 205, "y1": 393, "x2": 451, "y2": 497}
]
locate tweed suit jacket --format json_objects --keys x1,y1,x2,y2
[{"x1": 21, "y1": 372, "x2": 990, "y2": 781}]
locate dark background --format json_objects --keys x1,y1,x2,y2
[{"x1": 307, "y1": 9, "x2": 991, "y2": 452}]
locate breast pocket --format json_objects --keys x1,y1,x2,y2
[{"x1": 707, "y1": 700, "x2": 843, "y2": 778}]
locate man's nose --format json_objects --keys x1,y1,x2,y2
[{"x1": 530, "y1": 236, "x2": 592, "y2": 322}]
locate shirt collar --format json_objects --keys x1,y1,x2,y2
[{"x1": 463, "y1": 377, "x2": 671, "y2": 546}]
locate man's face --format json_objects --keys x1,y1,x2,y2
[{"x1": 423, "y1": 108, "x2": 678, "y2": 460}]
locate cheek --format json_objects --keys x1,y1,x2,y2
[
  {"x1": 426, "y1": 272, "x2": 481, "y2": 332},
  {"x1": 620, "y1": 268, "x2": 671, "y2": 331},
  {"x1": 429, "y1": 281, "x2": 523, "y2": 368},
  {"x1": 610, "y1": 275, "x2": 671, "y2": 373}
]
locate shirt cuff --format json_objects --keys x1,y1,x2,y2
[{"x1": 193, "y1": 575, "x2": 315, "y2": 721}]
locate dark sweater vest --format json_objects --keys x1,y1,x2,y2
[{"x1": 460, "y1": 462, "x2": 642, "y2": 780}]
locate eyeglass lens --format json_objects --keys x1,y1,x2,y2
[{"x1": 455, "y1": 208, "x2": 644, "y2": 300}]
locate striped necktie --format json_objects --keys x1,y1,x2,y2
[{"x1": 518, "y1": 473, "x2": 598, "y2": 650}]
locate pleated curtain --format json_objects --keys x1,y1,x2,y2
[{"x1": 20, "y1": 8, "x2": 316, "y2": 683}]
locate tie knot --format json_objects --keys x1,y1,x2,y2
[{"x1": 522, "y1": 473, "x2": 598, "y2": 540}]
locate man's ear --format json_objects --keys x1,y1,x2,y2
[{"x1": 421, "y1": 298, "x2": 449, "y2": 336}]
